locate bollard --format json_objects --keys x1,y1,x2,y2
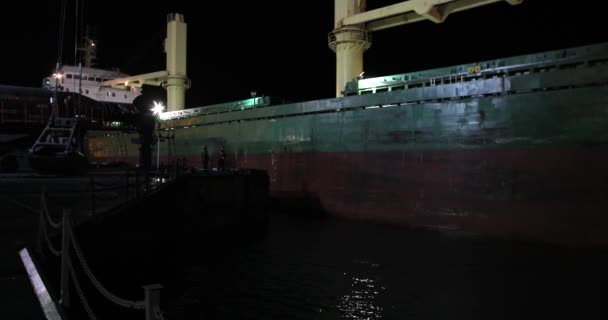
[
  {"x1": 59, "y1": 209, "x2": 71, "y2": 307},
  {"x1": 144, "y1": 284, "x2": 163, "y2": 320}
]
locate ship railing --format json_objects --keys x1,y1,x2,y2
[
  {"x1": 34, "y1": 187, "x2": 167, "y2": 320},
  {"x1": 160, "y1": 96, "x2": 273, "y2": 121},
  {"x1": 350, "y1": 53, "x2": 608, "y2": 95}
]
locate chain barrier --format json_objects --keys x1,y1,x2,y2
[
  {"x1": 155, "y1": 305, "x2": 168, "y2": 320},
  {"x1": 41, "y1": 191, "x2": 62, "y2": 229},
  {"x1": 67, "y1": 220, "x2": 145, "y2": 309},
  {"x1": 39, "y1": 213, "x2": 62, "y2": 256},
  {"x1": 35, "y1": 182, "x2": 165, "y2": 319},
  {"x1": 68, "y1": 260, "x2": 97, "y2": 320}
]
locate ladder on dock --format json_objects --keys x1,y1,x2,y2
[
  {"x1": 30, "y1": 118, "x2": 80, "y2": 154},
  {"x1": 28, "y1": 117, "x2": 88, "y2": 175}
]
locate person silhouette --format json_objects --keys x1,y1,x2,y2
[
  {"x1": 218, "y1": 145, "x2": 226, "y2": 171},
  {"x1": 201, "y1": 145, "x2": 209, "y2": 170}
]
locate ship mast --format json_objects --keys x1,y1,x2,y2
[{"x1": 76, "y1": 26, "x2": 97, "y2": 68}]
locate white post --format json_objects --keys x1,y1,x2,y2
[{"x1": 144, "y1": 284, "x2": 163, "y2": 320}]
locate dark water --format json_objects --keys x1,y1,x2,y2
[
  {"x1": 160, "y1": 214, "x2": 608, "y2": 320},
  {"x1": 7, "y1": 173, "x2": 604, "y2": 319},
  {"x1": 36, "y1": 209, "x2": 608, "y2": 320}
]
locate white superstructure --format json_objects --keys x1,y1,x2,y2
[{"x1": 42, "y1": 65, "x2": 142, "y2": 104}]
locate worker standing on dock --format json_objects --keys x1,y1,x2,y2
[
  {"x1": 201, "y1": 145, "x2": 209, "y2": 170},
  {"x1": 218, "y1": 145, "x2": 226, "y2": 171}
]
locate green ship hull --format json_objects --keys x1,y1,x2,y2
[{"x1": 86, "y1": 42, "x2": 608, "y2": 247}]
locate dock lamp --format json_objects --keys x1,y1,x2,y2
[
  {"x1": 151, "y1": 101, "x2": 165, "y2": 116},
  {"x1": 150, "y1": 101, "x2": 165, "y2": 170}
]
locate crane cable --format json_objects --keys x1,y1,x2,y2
[
  {"x1": 74, "y1": 0, "x2": 86, "y2": 66},
  {"x1": 57, "y1": 0, "x2": 68, "y2": 67},
  {"x1": 74, "y1": 0, "x2": 79, "y2": 65}
]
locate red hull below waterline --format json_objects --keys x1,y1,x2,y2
[{"x1": 99, "y1": 146, "x2": 608, "y2": 247}]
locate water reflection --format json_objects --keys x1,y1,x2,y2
[
  {"x1": 337, "y1": 260, "x2": 384, "y2": 320},
  {"x1": 149, "y1": 214, "x2": 608, "y2": 320}
]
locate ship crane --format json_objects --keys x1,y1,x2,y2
[
  {"x1": 100, "y1": 13, "x2": 189, "y2": 113},
  {"x1": 330, "y1": 0, "x2": 523, "y2": 97}
]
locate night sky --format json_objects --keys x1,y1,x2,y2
[{"x1": 3, "y1": 0, "x2": 607, "y2": 107}]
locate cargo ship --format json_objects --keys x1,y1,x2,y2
[{"x1": 85, "y1": 41, "x2": 608, "y2": 247}]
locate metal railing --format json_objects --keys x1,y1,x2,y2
[
  {"x1": 36, "y1": 183, "x2": 178, "y2": 320},
  {"x1": 328, "y1": 26, "x2": 371, "y2": 52},
  {"x1": 87, "y1": 160, "x2": 188, "y2": 216}
]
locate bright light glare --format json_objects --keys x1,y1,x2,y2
[{"x1": 151, "y1": 101, "x2": 165, "y2": 115}]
